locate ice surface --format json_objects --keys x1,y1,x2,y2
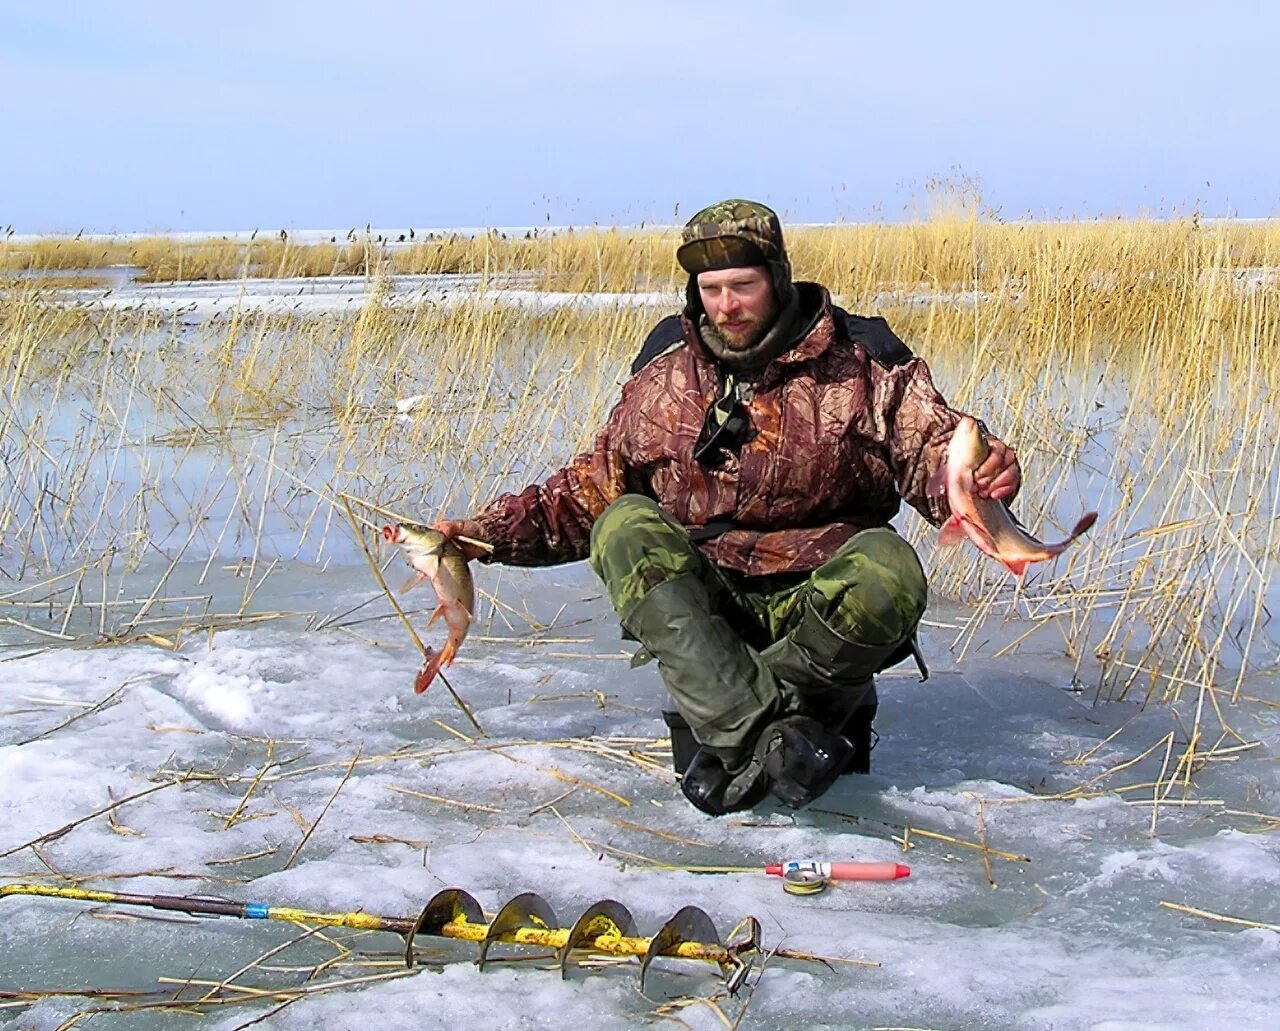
[
  {"x1": 57, "y1": 272, "x2": 681, "y2": 318},
  {"x1": 1, "y1": 564, "x2": 1277, "y2": 1030}
]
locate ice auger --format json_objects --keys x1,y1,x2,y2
[{"x1": 1, "y1": 882, "x2": 766, "y2": 990}]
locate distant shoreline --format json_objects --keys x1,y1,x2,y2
[{"x1": 7, "y1": 215, "x2": 1274, "y2": 245}]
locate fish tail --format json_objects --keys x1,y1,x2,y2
[
  {"x1": 1045, "y1": 511, "x2": 1100, "y2": 553},
  {"x1": 414, "y1": 648, "x2": 442, "y2": 694},
  {"x1": 1069, "y1": 512, "x2": 1099, "y2": 538}
]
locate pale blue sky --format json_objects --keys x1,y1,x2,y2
[{"x1": 5, "y1": 1, "x2": 1277, "y2": 233}]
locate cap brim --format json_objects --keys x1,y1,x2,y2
[{"x1": 677, "y1": 236, "x2": 769, "y2": 275}]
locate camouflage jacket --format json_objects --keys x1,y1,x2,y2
[{"x1": 473, "y1": 286, "x2": 966, "y2": 576}]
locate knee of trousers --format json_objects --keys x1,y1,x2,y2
[
  {"x1": 809, "y1": 528, "x2": 928, "y2": 646},
  {"x1": 588, "y1": 495, "x2": 702, "y2": 618}
]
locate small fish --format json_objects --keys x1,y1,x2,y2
[
  {"x1": 930, "y1": 417, "x2": 1097, "y2": 577},
  {"x1": 381, "y1": 522, "x2": 475, "y2": 693}
]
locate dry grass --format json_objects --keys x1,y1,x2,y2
[
  {"x1": 0, "y1": 235, "x2": 389, "y2": 282},
  {"x1": 7, "y1": 217, "x2": 1277, "y2": 299},
  {"x1": 0, "y1": 215, "x2": 1277, "y2": 762}
]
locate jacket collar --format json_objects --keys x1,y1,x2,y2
[{"x1": 771, "y1": 282, "x2": 835, "y2": 367}]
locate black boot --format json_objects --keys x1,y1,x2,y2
[
  {"x1": 680, "y1": 746, "x2": 770, "y2": 815},
  {"x1": 680, "y1": 714, "x2": 854, "y2": 814},
  {"x1": 759, "y1": 715, "x2": 856, "y2": 808},
  {"x1": 840, "y1": 694, "x2": 878, "y2": 775},
  {"x1": 662, "y1": 709, "x2": 697, "y2": 776}
]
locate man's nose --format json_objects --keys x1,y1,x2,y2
[{"x1": 720, "y1": 290, "x2": 741, "y2": 313}]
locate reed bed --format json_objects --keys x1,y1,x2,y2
[
  {"x1": 7, "y1": 218, "x2": 1279, "y2": 295},
  {"x1": 0, "y1": 235, "x2": 389, "y2": 282},
  {"x1": 0, "y1": 217, "x2": 1277, "y2": 747}
]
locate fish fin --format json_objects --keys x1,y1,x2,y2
[
  {"x1": 414, "y1": 648, "x2": 442, "y2": 694},
  {"x1": 938, "y1": 516, "x2": 968, "y2": 548},
  {"x1": 399, "y1": 571, "x2": 427, "y2": 594},
  {"x1": 426, "y1": 604, "x2": 445, "y2": 627},
  {"x1": 925, "y1": 463, "x2": 948, "y2": 498},
  {"x1": 1003, "y1": 558, "x2": 1031, "y2": 577},
  {"x1": 437, "y1": 638, "x2": 459, "y2": 667}
]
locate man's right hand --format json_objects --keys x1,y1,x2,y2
[{"x1": 431, "y1": 519, "x2": 492, "y2": 561}]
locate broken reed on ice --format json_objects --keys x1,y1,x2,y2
[{"x1": 0, "y1": 217, "x2": 1276, "y2": 723}]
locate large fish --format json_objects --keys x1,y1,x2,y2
[
  {"x1": 931, "y1": 416, "x2": 1097, "y2": 576},
  {"x1": 381, "y1": 522, "x2": 475, "y2": 693}
]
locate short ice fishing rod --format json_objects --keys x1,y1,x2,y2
[
  {"x1": 677, "y1": 859, "x2": 910, "y2": 881},
  {"x1": 672, "y1": 859, "x2": 910, "y2": 896},
  {"x1": 765, "y1": 860, "x2": 910, "y2": 881}
]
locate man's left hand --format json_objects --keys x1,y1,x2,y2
[{"x1": 975, "y1": 436, "x2": 1021, "y2": 500}]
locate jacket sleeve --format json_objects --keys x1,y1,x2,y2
[
  {"x1": 470, "y1": 397, "x2": 634, "y2": 566},
  {"x1": 874, "y1": 356, "x2": 968, "y2": 527}
]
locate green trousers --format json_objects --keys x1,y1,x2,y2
[{"x1": 588, "y1": 495, "x2": 928, "y2": 755}]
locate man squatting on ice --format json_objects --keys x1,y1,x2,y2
[{"x1": 437, "y1": 200, "x2": 1021, "y2": 816}]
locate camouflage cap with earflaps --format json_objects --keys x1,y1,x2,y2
[{"x1": 676, "y1": 199, "x2": 793, "y2": 316}]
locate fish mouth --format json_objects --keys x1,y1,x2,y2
[{"x1": 381, "y1": 524, "x2": 401, "y2": 543}]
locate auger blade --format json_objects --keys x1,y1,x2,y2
[
  {"x1": 478, "y1": 892, "x2": 558, "y2": 971},
  {"x1": 726, "y1": 915, "x2": 761, "y2": 953},
  {"x1": 404, "y1": 888, "x2": 484, "y2": 968},
  {"x1": 557, "y1": 899, "x2": 637, "y2": 979},
  {"x1": 639, "y1": 905, "x2": 722, "y2": 990},
  {"x1": 723, "y1": 916, "x2": 762, "y2": 996}
]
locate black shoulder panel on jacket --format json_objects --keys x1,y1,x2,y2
[
  {"x1": 630, "y1": 314, "x2": 685, "y2": 376},
  {"x1": 629, "y1": 307, "x2": 913, "y2": 377},
  {"x1": 831, "y1": 307, "x2": 914, "y2": 368}
]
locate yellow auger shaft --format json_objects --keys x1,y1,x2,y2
[{"x1": 434, "y1": 917, "x2": 730, "y2": 962}]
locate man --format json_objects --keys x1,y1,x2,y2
[{"x1": 436, "y1": 200, "x2": 1020, "y2": 815}]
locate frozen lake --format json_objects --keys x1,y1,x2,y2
[
  {"x1": 2, "y1": 565, "x2": 1277, "y2": 1030},
  {"x1": 1, "y1": 276, "x2": 1277, "y2": 1029}
]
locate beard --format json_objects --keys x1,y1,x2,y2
[{"x1": 714, "y1": 302, "x2": 777, "y2": 351}]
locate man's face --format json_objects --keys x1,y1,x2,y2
[{"x1": 696, "y1": 266, "x2": 777, "y2": 350}]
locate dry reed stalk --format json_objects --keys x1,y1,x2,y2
[
  {"x1": 283, "y1": 748, "x2": 362, "y2": 869},
  {"x1": 543, "y1": 767, "x2": 631, "y2": 807},
  {"x1": 527, "y1": 787, "x2": 578, "y2": 816},
  {"x1": 550, "y1": 806, "x2": 595, "y2": 855},
  {"x1": 608, "y1": 818, "x2": 717, "y2": 850},
  {"x1": 811, "y1": 807, "x2": 1031, "y2": 864},
  {"x1": 206, "y1": 847, "x2": 280, "y2": 866},
  {"x1": 223, "y1": 740, "x2": 278, "y2": 830},
  {"x1": 1158, "y1": 900, "x2": 1280, "y2": 932},
  {"x1": 195, "y1": 924, "x2": 335, "y2": 1003},
  {"x1": 384, "y1": 785, "x2": 501, "y2": 814}
]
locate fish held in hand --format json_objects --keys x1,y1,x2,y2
[
  {"x1": 930, "y1": 417, "x2": 1097, "y2": 577},
  {"x1": 381, "y1": 522, "x2": 475, "y2": 693}
]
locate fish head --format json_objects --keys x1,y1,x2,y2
[
  {"x1": 382, "y1": 522, "x2": 446, "y2": 577},
  {"x1": 948, "y1": 416, "x2": 990, "y2": 474}
]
